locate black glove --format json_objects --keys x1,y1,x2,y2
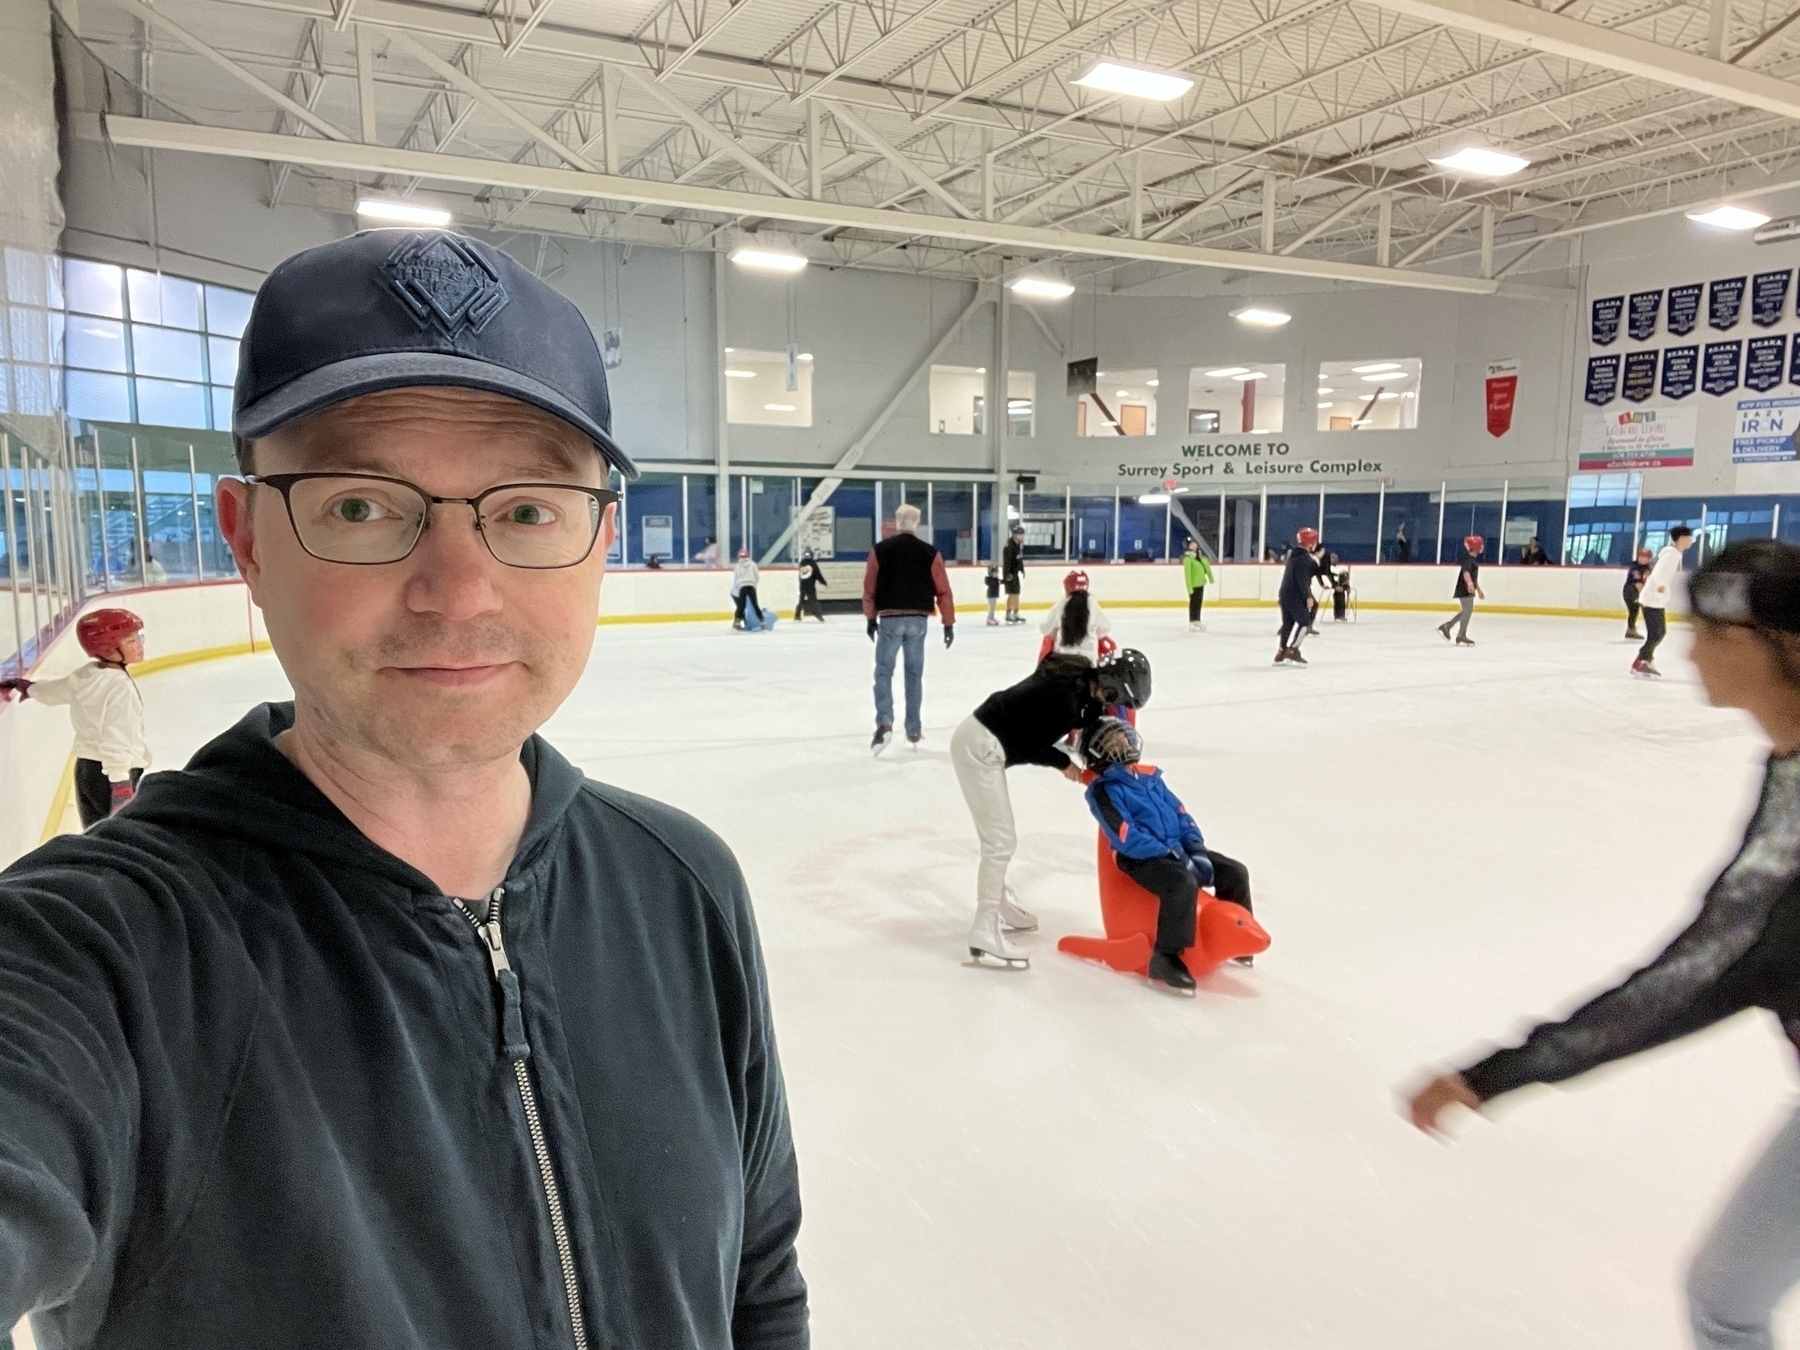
[
  {"x1": 0, "y1": 678, "x2": 31, "y2": 702},
  {"x1": 943, "y1": 625, "x2": 956, "y2": 649},
  {"x1": 867, "y1": 618, "x2": 879, "y2": 641}
]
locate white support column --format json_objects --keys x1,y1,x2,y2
[
  {"x1": 1261, "y1": 174, "x2": 1278, "y2": 253},
  {"x1": 1164, "y1": 495, "x2": 1172, "y2": 558},
  {"x1": 1377, "y1": 196, "x2": 1393, "y2": 268},
  {"x1": 714, "y1": 250, "x2": 731, "y2": 567},
  {"x1": 1775, "y1": 502, "x2": 1782, "y2": 539},
  {"x1": 807, "y1": 102, "x2": 822, "y2": 200},
  {"x1": 1566, "y1": 494, "x2": 1579, "y2": 564},
  {"x1": 1317, "y1": 485, "x2": 1325, "y2": 540},
  {"x1": 188, "y1": 443, "x2": 204, "y2": 580},
  {"x1": 3, "y1": 436, "x2": 22, "y2": 670},
  {"x1": 1375, "y1": 480, "x2": 1386, "y2": 563},
  {"x1": 1064, "y1": 485, "x2": 1072, "y2": 561},
  {"x1": 1436, "y1": 482, "x2": 1447, "y2": 564},
  {"x1": 1480, "y1": 206, "x2": 1495, "y2": 280},
  {"x1": 1218, "y1": 490, "x2": 1226, "y2": 561},
  {"x1": 355, "y1": 25, "x2": 377, "y2": 144},
  {"x1": 1129, "y1": 155, "x2": 1143, "y2": 239},
  {"x1": 601, "y1": 66, "x2": 619, "y2": 175},
  {"x1": 1699, "y1": 502, "x2": 1709, "y2": 565},
  {"x1": 681, "y1": 473, "x2": 690, "y2": 566},
  {"x1": 1112, "y1": 486, "x2": 1121, "y2": 563},
  {"x1": 994, "y1": 271, "x2": 1009, "y2": 508},
  {"x1": 1258, "y1": 485, "x2": 1269, "y2": 559},
  {"x1": 982, "y1": 151, "x2": 995, "y2": 222},
  {"x1": 1709, "y1": 0, "x2": 1728, "y2": 59},
  {"x1": 1496, "y1": 479, "x2": 1509, "y2": 561},
  {"x1": 1631, "y1": 477, "x2": 1642, "y2": 554}
]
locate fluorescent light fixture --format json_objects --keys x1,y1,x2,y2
[
  {"x1": 1010, "y1": 276, "x2": 1076, "y2": 299},
  {"x1": 356, "y1": 198, "x2": 452, "y2": 227},
  {"x1": 977, "y1": 367, "x2": 988, "y2": 374},
  {"x1": 730, "y1": 247, "x2": 808, "y2": 272},
  {"x1": 1353, "y1": 417, "x2": 1373, "y2": 426},
  {"x1": 1248, "y1": 428, "x2": 1270, "y2": 433},
  {"x1": 1204, "y1": 366, "x2": 1249, "y2": 378},
  {"x1": 1072, "y1": 59, "x2": 1195, "y2": 102},
  {"x1": 1232, "y1": 307, "x2": 1291, "y2": 328},
  {"x1": 1351, "y1": 362, "x2": 1401, "y2": 374},
  {"x1": 1231, "y1": 371, "x2": 1266, "y2": 381},
  {"x1": 1115, "y1": 389, "x2": 1132, "y2": 398},
  {"x1": 1687, "y1": 203, "x2": 1771, "y2": 231},
  {"x1": 1139, "y1": 492, "x2": 1172, "y2": 504},
  {"x1": 1318, "y1": 387, "x2": 1333, "y2": 395},
  {"x1": 799, "y1": 353, "x2": 814, "y2": 361},
  {"x1": 723, "y1": 347, "x2": 734, "y2": 353},
  {"x1": 725, "y1": 369, "x2": 756, "y2": 379},
  {"x1": 1429, "y1": 146, "x2": 1529, "y2": 178},
  {"x1": 1361, "y1": 373, "x2": 1398, "y2": 382},
  {"x1": 1145, "y1": 379, "x2": 1159, "y2": 387},
  {"x1": 764, "y1": 403, "x2": 797, "y2": 412},
  {"x1": 1318, "y1": 402, "x2": 1333, "y2": 408},
  {"x1": 1377, "y1": 391, "x2": 1399, "y2": 400}
]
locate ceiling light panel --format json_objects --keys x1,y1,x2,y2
[
  {"x1": 1072, "y1": 60, "x2": 1195, "y2": 102},
  {"x1": 1687, "y1": 204, "x2": 1772, "y2": 230},
  {"x1": 1429, "y1": 147, "x2": 1529, "y2": 178}
]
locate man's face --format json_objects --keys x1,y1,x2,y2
[
  {"x1": 217, "y1": 387, "x2": 615, "y2": 769},
  {"x1": 1676, "y1": 533, "x2": 1697, "y2": 553}
]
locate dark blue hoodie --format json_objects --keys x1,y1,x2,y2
[{"x1": 0, "y1": 703, "x2": 807, "y2": 1350}]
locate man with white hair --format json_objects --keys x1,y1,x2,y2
[{"x1": 863, "y1": 503, "x2": 955, "y2": 754}]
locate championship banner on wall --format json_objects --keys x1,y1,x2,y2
[
  {"x1": 1585, "y1": 354, "x2": 1620, "y2": 404},
  {"x1": 1661, "y1": 344, "x2": 1699, "y2": 398},
  {"x1": 1621, "y1": 350, "x2": 1659, "y2": 402},
  {"x1": 1747, "y1": 334, "x2": 1788, "y2": 392},
  {"x1": 1628, "y1": 290, "x2": 1663, "y2": 341},
  {"x1": 1484, "y1": 359, "x2": 1519, "y2": 436},
  {"x1": 1591, "y1": 295, "x2": 1623, "y2": 345},
  {"x1": 1710, "y1": 276, "x2": 1747, "y2": 330},
  {"x1": 1668, "y1": 283, "x2": 1703, "y2": 335},
  {"x1": 1579, "y1": 406, "x2": 1698, "y2": 470},
  {"x1": 1703, "y1": 339, "x2": 1743, "y2": 395},
  {"x1": 1789, "y1": 336, "x2": 1800, "y2": 387},
  {"x1": 1732, "y1": 396, "x2": 1800, "y2": 463},
  {"x1": 1753, "y1": 270, "x2": 1793, "y2": 326}
]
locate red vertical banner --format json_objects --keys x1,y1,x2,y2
[{"x1": 1485, "y1": 359, "x2": 1519, "y2": 438}]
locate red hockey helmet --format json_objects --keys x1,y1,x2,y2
[
  {"x1": 1064, "y1": 569, "x2": 1090, "y2": 595},
  {"x1": 77, "y1": 608, "x2": 144, "y2": 660},
  {"x1": 1464, "y1": 535, "x2": 1485, "y2": 554},
  {"x1": 1296, "y1": 527, "x2": 1321, "y2": 549}
]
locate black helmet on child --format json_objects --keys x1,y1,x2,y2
[
  {"x1": 1094, "y1": 648, "x2": 1152, "y2": 709},
  {"x1": 1083, "y1": 716, "x2": 1143, "y2": 768},
  {"x1": 1690, "y1": 539, "x2": 1800, "y2": 634}
]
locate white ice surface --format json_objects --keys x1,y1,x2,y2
[{"x1": 128, "y1": 604, "x2": 1800, "y2": 1350}]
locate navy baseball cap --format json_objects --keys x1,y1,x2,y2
[{"x1": 233, "y1": 229, "x2": 637, "y2": 478}]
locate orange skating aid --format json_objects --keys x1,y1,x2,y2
[{"x1": 1057, "y1": 833, "x2": 1270, "y2": 978}]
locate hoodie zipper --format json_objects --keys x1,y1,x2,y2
[{"x1": 449, "y1": 887, "x2": 588, "y2": 1350}]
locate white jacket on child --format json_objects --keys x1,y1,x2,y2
[
  {"x1": 1039, "y1": 595, "x2": 1113, "y2": 662},
  {"x1": 29, "y1": 662, "x2": 150, "y2": 781},
  {"x1": 732, "y1": 558, "x2": 759, "y2": 594},
  {"x1": 1640, "y1": 543, "x2": 1685, "y2": 610}
]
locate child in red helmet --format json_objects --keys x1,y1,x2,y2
[
  {"x1": 730, "y1": 548, "x2": 767, "y2": 631},
  {"x1": 1039, "y1": 569, "x2": 1113, "y2": 662},
  {"x1": 0, "y1": 608, "x2": 150, "y2": 827},
  {"x1": 1438, "y1": 535, "x2": 1487, "y2": 645},
  {"x1": 1276, "y1": 527, "x2": 1321, "y2": 665}
]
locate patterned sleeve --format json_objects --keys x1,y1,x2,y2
[{"x1": 1463, "y1": 761, "x2": 1800, "y2": 1102}]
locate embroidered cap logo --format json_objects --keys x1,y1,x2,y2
[{"x1": 382, "y1": 233, "x2": 510, "y2": 337}]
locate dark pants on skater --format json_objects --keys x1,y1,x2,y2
[
  {"x1": 1117, "y1": 849, "x2": 1253, "y2": 954},
  {"x1": 1188, "y1": 587, "x2": 1205, "y2": 622},
  {"x1": 1333, "y1": 589, "x2": 1347, "y2": 622},
  {"x1": 1624, "y1": 592, "x2": 1642, "y2": 635},
  {"x1": 795, "y1": 583, "x2": 824, "y2": 622},
  {"x1": 1639, "y1": 606, "x2": 1667, "y2": 663},
  {"x1": 75, "y1": 759, "x2": 141, "y2": 830},
  {"x1": 734, "y1": 586, "x2": 764, "y2": 625},
  {"x1": 1279, "y1": 611, "x2": 1309, "y2": 651}
]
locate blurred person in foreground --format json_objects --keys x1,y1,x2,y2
[
  {"x1": 1407, "y1": 537, "x2": 1800, "y2": 1350},
  {"x1": 0, "y1": 230, "x2": 807, "y2": 1350}
]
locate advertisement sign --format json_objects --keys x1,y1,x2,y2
[
  {"x1": 1484, "y1": 359, "x2": 1518, "y2": 436},
  {"x1": 1753, "y1": 270, "x2": 1793, "y2": 326},
  {"x1": 1710, "y1": 276, "x2": 1747, "y2": 330},
  {"x1": 1591, "y1": 296, "x2": 1623, "y2": 345},
  {"x1": 1661, "y1": 344, "x2": 1698, "y2": 398},
  {"x1": 640, "y1": 514, "x2": 673, "y2": 561},
  {"x1": 1703, "y1": 339, "x2": 1743, "y2": 395},
  {"x1": 1621, "y1": 350, "x2": 1658, "y2": 402},
  {"x1": 792, "y1": 505, "x2": 836, "y2": 558},
  {"x1": 1732, "y1": 396, "x2": 1800, "y2": 463},
  {"x1": 1747, "y1": 334, "x2": 1788, "y2": 392},
  {"x1": 1578, "y1": 406, "x2": 1698, "y2": 470},
  {"x1": 1584, "y1": 354, "x2": 1620, "y2": 405},
  {"x1": 1628, "y1": 290, "x2": 1663, "y2": 341},
  {"x1": 1668, "y1": 283, "x2": 1703, "y2": 335}
]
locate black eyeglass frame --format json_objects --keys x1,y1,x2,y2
[{"x1": 245, "y1": 471, "x2": 621, "y2": 570}]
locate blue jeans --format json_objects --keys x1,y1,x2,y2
[
  {"x1": 873, "y1": 615, "x2": 928, "y2": 738},
  {"x1": 1688, "y1": 1102, "x2": 1800, "y2": 1350}
]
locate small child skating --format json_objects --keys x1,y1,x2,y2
[
  {"x1": 795, "y1": 549, "x2": 827, "y2": 622},
  {"x1": 1082, "y1": 717, "x2": 1256, "y2": 994},
  {"x1": 0, "y1": 608, "x2": 150, "y2": 828},
  {"x1": 985, "y1": 565, "x2": 1001, "y2": 626},
  {"x1": 731, "y1": 549, "x2": 766, "y2": 630}
]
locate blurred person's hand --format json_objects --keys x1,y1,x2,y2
[{"x1": 1406, "y1": 1072, "x2": 1480, "y2": 1135}]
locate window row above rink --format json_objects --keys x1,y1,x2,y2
[{"x1": 926, "y1": 359, "x2": 1423, "y2": 437}]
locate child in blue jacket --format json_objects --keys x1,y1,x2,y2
[{"x1": 1082, "y1": 718, "x2": 1254, "y2": 993}]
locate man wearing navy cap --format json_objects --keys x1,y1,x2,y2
[{"x1": 0, "y1": 231, "x2": 809, "y2": 1350}]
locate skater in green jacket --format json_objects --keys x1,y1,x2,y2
[{"x1": 1182, "y1": 537, "x2": 1214, "y2": 631}]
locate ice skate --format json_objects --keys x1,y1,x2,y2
[
  {"x1": 967, "y1": 907, "x2": 1029, "y2": 968},
  {"x1": 1188, "y1": 621, "x2": 1205, "y2": 632},
  {"x1": 1286, "y1": 647, "x2": 1308, "y2": 666},
  {"x1": 1147, "y1": 952, "x2": 1196, "y2": 996},
  {"x1": 872, "y1": 724, "x2": 893, "y2": 756},
  {"x1": 1625, "y1": 629, "x2": 1642, "y2": 641},
  {"x1": 986, "y1": 617, "x2": 999, "y2": 627},
  {"x1": 1632, "y1": 658, "x2": 1661, "y2": 678},
  {"x1": 1456, "y1": 637, "x2": 1475, "y2": 646},
  {"x1": 1273, "y1": 647, "x2": 1290, "y2": 665},
  {"x1": 998, "y1": 890, "x2": 1038, "y2": 932},
  {"x1": 906, "y1": 732, "x2": 922, "y2": 752},
  {"x1": 1437, "y1": 622, "x2": 1452, "y2": 640}
]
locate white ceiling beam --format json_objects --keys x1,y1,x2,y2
[
  {"x1": 621, "y1": 66, "x2": 805, "y2": 197},
  {"x1": 99, "y1": 114, "x2": 1498, "y2": 292},
  {"x1": 823, "y1": 100, "x2": 979, "y2": 219},
  {"x1": 1396, "y1": 203, "x2": 1482, "y2": 265},
  {"x1": 100, "y1": 0, "x2": 351, "y2": 140},
  {"x1": 1277, "y1": 188, "x2": 1383, "y2": 254},
  {"x1": 1358, "y1": 0, "x2": 1800, "y2": 120},
  {"x1": 387, "y1": 29, "x2": 596, "y2": 168},
  {"x1": 790, "y1": 0, "x2": 965, "y2": 102},
  {"x1": 653, "y1": 0, "x2": 768, "y2": 81}
]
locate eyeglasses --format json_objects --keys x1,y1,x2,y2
[{"x1": 246, "y1": 472, "x2": 620, "y2": 569}]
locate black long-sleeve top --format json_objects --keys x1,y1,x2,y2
[
  {"x1": 973, "y1": 665, "x2": 1102, "y2": 769},
  {"x1": 1278, "y1": 548, "x2": 1315, "y2": 617},
  {"x1": 1462, "y1": 753, "x2": 1800, "y2": 1102}
]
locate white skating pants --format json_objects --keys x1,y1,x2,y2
[{"x1": 950, "y1": 715, "x2": 1013, "y2": 917}]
